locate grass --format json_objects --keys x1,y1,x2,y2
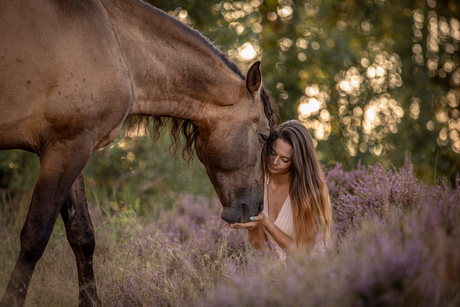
[{"x1": 1, "y1": 151, "x2": 459, "y2": 306}]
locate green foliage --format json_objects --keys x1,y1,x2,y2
[
  {"x1": 0, "y1": 126, "x2": 214, "y2": 222},
  {"x1": 147, "y1": 0, "x2": 460, "y2": 184},
  {"x1": 0, "y1": 150, "x2": 39, "y2": 191},
  {"x1": 83, "y1": 127, "x2": 214, "y2": 219}
]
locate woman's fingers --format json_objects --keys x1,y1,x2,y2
[
  {"x1": 227, "y1": 213, "x2": 266, "y2": 230},
  {"x1": 249, "y1": 213, "x2": 265, "y2": 222},
  {"x1": 230, "y1": 223, "x2": 245, "y2": 228},
  {"x1": 230, "y1": 221, "x2": 260, "y2": 230}
]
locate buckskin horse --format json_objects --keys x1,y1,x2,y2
[{"x1": 0, "y1": 0, "x2": 277, "y2": 306}]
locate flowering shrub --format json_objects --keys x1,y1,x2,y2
[
  {"x1": 325, "y1": 160, "x2": 371, "y2": 200},
  {"x1": 331, "y1": 160, "x2": 424, "y2": 241},
  {"x1": 96, "y1": 160, "x2": 460, "y2": 306},
  {"x1": 2, "y1": 161, "x2": 458, "y2": 306},
  {"x1": 98, "y1": 194, "x2": 253, "y2": 306},
  {"x1": 198, "y1": 162, "x2": 460, "y2": 306}
]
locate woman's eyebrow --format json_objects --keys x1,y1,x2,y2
[{"x1": 272, "y1": 148, "x2": 291, "y2": 160}]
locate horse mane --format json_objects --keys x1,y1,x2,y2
[
  {"x1": 125, "y1": 84, "x2": 278, "y2": 164},
  {"x1": 182, "y1": 27, "x2": 244, "y2": 80},
  {"x1": 158, "y1": 7, "x2": 245, "y2": 80},
  {"x1": 123, "y1": 4, "x2": 277, "y2": 163},
  {"x1": 131, "y1": 1, "x2": 245, "y2": 80},
  {"x1": 260, "y1": 85, "x2": 278, "y2": 134},
  {"x1": 125, "y1": 115, "x2": 198, "y2": 164},
  {"x1": 55, "y1": 0, "x2": 100, "y2": 14}
]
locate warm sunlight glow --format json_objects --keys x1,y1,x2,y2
[
  {"x1": 299, "y1": 98, "x2": 320, "y2": 116},
  {"x1": 305, "y1": 84, "x2": 320, "y2": 97},
  {"x1": 277, "y1": 6, "x2": 293, "y2": 19},
  {"x1": 298, "y1": 85, "x2": 332, "y2": 142},
  {"x1": 365, "y1": 106, "x2": 377, "y2": 122},
  {"x1": 238, "y1": 42, "x2": 257, "y2": 60}
]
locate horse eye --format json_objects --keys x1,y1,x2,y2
[{"x1": 259, "y1": 133, "x2": 268, "y2": 142}]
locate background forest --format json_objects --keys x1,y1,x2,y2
[
  {"x1": 1, "y1": 0, "x2": 460, "y2": 306},
  {"x1": 147, "y1": 0, "x2": 460, "y2": 184}
]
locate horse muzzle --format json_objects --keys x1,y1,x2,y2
[{"x1": 220, "y1": 201, "x2": 263, "y2": 224}]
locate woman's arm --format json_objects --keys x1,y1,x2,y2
[
  {"x1": 247, "y1": 224, "x2": 266, "y2": 251},
  {"x1": 256, "y1": 215, "x2": 297, "y2": 253}
]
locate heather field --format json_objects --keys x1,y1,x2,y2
[{"x1": 1, "y1": 150, "x2": 459, "y2": 306}]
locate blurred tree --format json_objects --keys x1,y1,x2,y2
[
  {"x1": 146, "y1": 0, "x2": 460, "y2": 184},
  {"x1": 83, "y1": 130, "x2": 215, "y2": 217}
]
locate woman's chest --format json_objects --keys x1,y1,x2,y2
[{"x1": 267, "y1": 185, "x2": 290, "y2": 222}]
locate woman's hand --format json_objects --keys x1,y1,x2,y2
[{"x1": 226, "y1": 213, "x2": 266, "y2": 230}]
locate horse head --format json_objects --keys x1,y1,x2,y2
[{"x1": 194, "y1": 62, "x2": 276, "y2": 224}]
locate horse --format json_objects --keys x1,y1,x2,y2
[{"x1": 0, "y1": 0, "x2": 277, "y2": 306}]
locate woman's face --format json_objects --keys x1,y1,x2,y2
[{"x1": 268, "y1": 138, "x2": 292, "y2": 175}]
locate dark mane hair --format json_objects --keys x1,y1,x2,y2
[
  {"x1": 165, "y1": 11, "x2": 244, "y2": 80},
  {"x1": 260, "y1": 85, "x2": 278, "y2": 134},
  {"x1": 144, "y1": 3, "x2": 245, "y2": 80},
  {"x1": 125, "y1": 84, "x2": 277, "y2": 164},
  {"x1": 185, "y1": 28, "x2": 244, "y2": 80},
  {"x1": 123, "y1": 4, "x2": 277, "y2": 163}
]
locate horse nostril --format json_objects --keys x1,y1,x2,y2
[{"x1": 258, "y1": 202, "x2": 263, "y2": 213}]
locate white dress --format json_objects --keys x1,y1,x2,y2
[{"x1": 262, "y1": 176, "x2": 295, "y2": 259}]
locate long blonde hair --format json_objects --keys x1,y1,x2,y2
[{"x1": 264, "y1": 120, "x2": 332, "y2": 250}]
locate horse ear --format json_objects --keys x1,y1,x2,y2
[{"x1": 246, "y1": 61, "x2": 262, "y2": 95}]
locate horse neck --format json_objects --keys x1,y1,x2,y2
[{"x1": 101, "y1": 0, "x2": 245, "y2": 122}]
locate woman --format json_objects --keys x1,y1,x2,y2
[{"x1": 229, "y1": 120, "x2": 332, "y2": 257}]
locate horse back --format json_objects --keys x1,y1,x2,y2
[{"x1": 0, "y1": 0, "x2": 133, "y2": 153}]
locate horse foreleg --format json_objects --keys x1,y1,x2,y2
[
  {"x1": 60, "y1": 172, "x2": 101, "y2": 307},
  {"x1": 0, "y1": 143, "x2": 92, "y2": 307}
]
